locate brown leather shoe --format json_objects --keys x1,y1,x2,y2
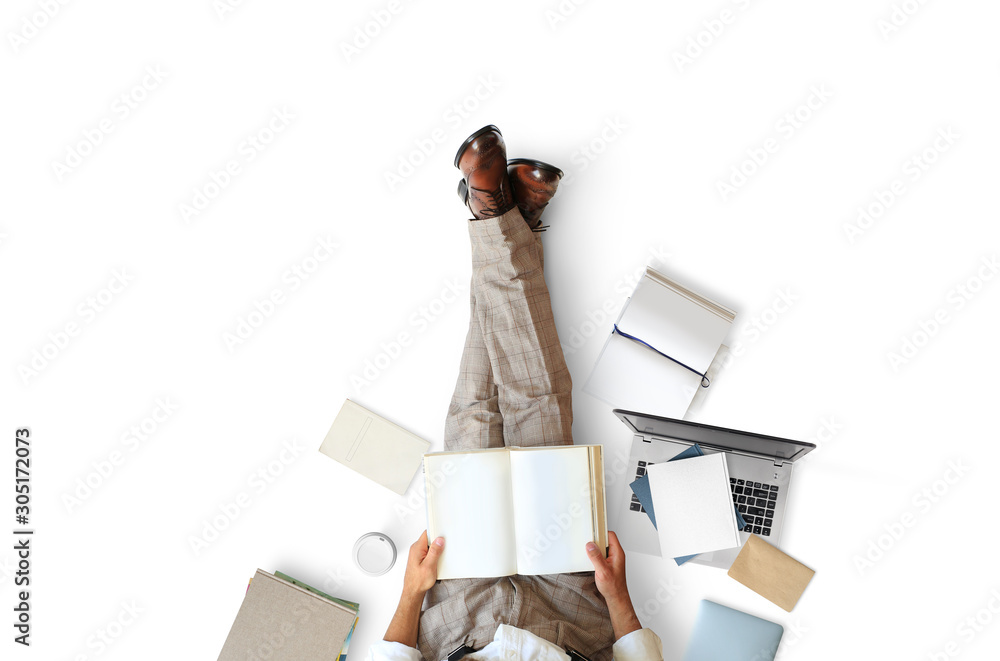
[
  {"x1": 457, "y1": 158, "x2": 563, "y2": 230},
  {"x1": 454, "y1": 125, "x2": 515, "y2": 219},
  {"x1": 506, "y1": 158, "x2": 563, "y2": 229}
]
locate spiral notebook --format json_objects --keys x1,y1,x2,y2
[{"x1": 584, "y1": 267, "x2": 735, "y2": 419}]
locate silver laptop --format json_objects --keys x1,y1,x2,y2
[{"x1": 613, "y1": 409, "x2": 815, "y2": 568}]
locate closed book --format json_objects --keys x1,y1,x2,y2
[{"x1": 218, "y1": 569, "x2": 357, "y2": 661}]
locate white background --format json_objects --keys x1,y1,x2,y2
[{"x1": 2, "y1": 0, "x2": 999, "y2": 659}]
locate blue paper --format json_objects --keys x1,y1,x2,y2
[
  {"x1": 628, "y1": 444, "x2": 748, "y2": 565},
  {"x1": 629, "y1": 472, "x2": 657, "y2": 526}
]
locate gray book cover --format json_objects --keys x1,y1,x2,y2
[{"x1": 218, "y1": 569, "x2": 356, "y2": 661}]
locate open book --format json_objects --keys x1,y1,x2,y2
[
  {"x1": 424, "y1": 445, "x2": 607, "y2": 579},
  {"x1": 584, "y1": 267, "x2": 735, "y2": 419}
]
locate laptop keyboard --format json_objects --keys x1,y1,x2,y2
[
  {"x1": 731, "y1": 478, "x2": 776, "y2": 536},
  {"x1": 628, "y1": 462, "x2": 777, "y2": 537},
  {"x1": 629, "y1": 461, "x2": 651, "y2": 513}
]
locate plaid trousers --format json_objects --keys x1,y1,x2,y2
[{"x1": 417, "y1": 208, "x2": 615, "y2": 661}]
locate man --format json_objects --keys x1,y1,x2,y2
[{"x1": 366, "y1": 126, "x2": 664, "y2": 661}]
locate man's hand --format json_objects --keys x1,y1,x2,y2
[
  {"x1": 586, "y1": 531, "x2": 629, "y2": 604},
  {"x1": 402, "y1": 531, "x2": 445, "y2": 598},
  {"x1": 586, "y1": 531, "x2": 641, "y2": 640},
  {"x1": 384, "y1": 531, "x2": 445, "y2": 648}
]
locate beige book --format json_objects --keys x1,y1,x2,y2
[
  {"x1": 217, "y1": 570, "x2": 357, "y2": 661},
  {"x1": 424, "y1": 445, "x2": 607, "y2": 579},
  {"x1": 319, "y1": 399, "x2": 430, "y2": 495}
]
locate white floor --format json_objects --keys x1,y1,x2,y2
[{"x1": 2, "y1": 1, "x2": 999, "y2": 659}]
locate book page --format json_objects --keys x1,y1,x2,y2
[
  {"x1": 584, "y1": 331, "x2": 704, "y2": 418},
  {"x1": 624, "y1": 272, "x2": 733, "y2": 374},
  {"x1": 424, "y1": 450, "x2": 517, "y2": 579},
  {"x1": 509, "y1": 446, "x2": 597, "y2": 575}
]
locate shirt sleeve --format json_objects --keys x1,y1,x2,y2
[
  {"x1": 366, "y1": 640, "x2": 425, "y2": 661},
  {"x1": 612, "y1": 628, "x2": 663, "y2": 661}
]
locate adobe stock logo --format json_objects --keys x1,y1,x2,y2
[
  {"x1": 671, "y1": 0, "x2": 758, "y2": 73},
  {"x1": 7, "y1": 0, "x2": 73, "y2": 53},
  {"x1": 179, "y1": 107, "x2": 295, "y2": 223},
  {"x1": 222, "y1": 235, "x2": 339, "y2": 352},
  {"x1": 559, "y1": 117, "x2": 628, "y2": 186},
  {"x1": 877, "y1": 0, "x2": 932, "y2": 41},
  {"x1": 62, "y1": 398, "x2": 179, "y2": 514},
  {"x1": 51, "y1": 65, "x2": 168, "y2": 182},
  {"x1": 351, "y1": 278, "x2": 464, "y2": 393},
  {"x1": 18, "y1": 269, "x2": 135, "y2": 384},
  {"x1": 544, "y1": 0, "x2": 590, "y2": 31},
  {"x1": 189, "y1": 439, "x2": 306, "y2": 556},
  {"x1": 70, "y1": 600, "x2": 145, "y2": 658},
  {"x1": 886, "y1": 255, "x2": 997, "y2": 372},
  {"x1": 213, "y1": 0, "x2": 251, "y2": 20},
  {"x1": 340, "y1": 0, "x2": 412, "y2": 63},
  {"x1": 843, "y1": 126, "x2": 958, "y2": 244},
  {"x1": 559, "y1": 245, "x2": 670, "y2": 357},
  {"x1": 715, "y1": 85, "x2": 833, "y2": 201},
  {"x1": 383, "y1": 76, "x2": 501, "y2": 192},
  {"x1": 853, "y1": 459, "x2": 969, "y2": 576},
  {"x1": 928, "y1": 590, "x2": 1000, "y2": 660}
]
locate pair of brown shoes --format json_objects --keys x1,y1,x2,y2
[{"x1": 454, "y1": 125, "x2": 563, "y2": 229}]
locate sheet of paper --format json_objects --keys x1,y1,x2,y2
[
  {"x1": 424, "y1": 451, "x2": 516, "y2": 579},
  {"x1": 728, "y1": 534, "x2": 814, "y2": 612},
  {"x1": 509, "y1": 447, "x2": 595, "y2": 575},
  {"x1": 585, "y1": 331, "x2": 704, "y2": 418},
  {"x1": 646, "y1": 453, "x2": 740, "y2": 558}
]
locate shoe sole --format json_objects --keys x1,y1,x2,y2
[
  {"x1": 506, "y1": 158, "x2": 564, "y2": 179},
  {"x1": 453, "y1": 124, "x2": 502, "y2": 169}
]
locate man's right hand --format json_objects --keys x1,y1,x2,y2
[
  {"x1": 586, "y1": 531, "x2": 630, "y2": 604},
  {"x1": 586, "y1": 531, "x2": 642, "y2": 640}
]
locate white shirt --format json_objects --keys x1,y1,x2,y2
[{"x1": 366, "y1": 625, "x2": 663, "y2": 661}]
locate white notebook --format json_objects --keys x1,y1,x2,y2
[
  {"x1": 647, "y1": 453, "x2": 741, "y2": 558},
  {"x1": 584, "y1": 267, "x2": 735, "y2": 419}
]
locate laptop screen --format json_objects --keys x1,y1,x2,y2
[{"x1": 614, "y1": 409, "x2": 815, "y2": 463}]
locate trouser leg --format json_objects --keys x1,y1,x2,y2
[
  {"x1": 443, "y1": 288, "x2": 505, "y2": 451},
  {"x1": 468, "y1": 207, "x2": 573, "y2": 447}
]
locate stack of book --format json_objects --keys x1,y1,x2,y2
[{"x1": 217, "y1": 569, "x2": 359, "y2": 661}]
